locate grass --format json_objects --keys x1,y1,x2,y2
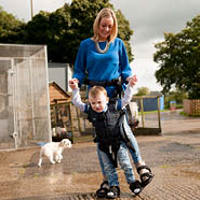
[
  {"x1": 138, "y1": 109, "x2": 170, "y2": 115},
  {"x1": 180, "y1": 111, "x2": 200, "y2": 117}
]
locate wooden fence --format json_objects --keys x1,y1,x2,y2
[
  {"x1": 50, "y1": 95, "x2": 162, "y2": 142},
  {"x1": 183, "y1": 99, "x2": 200, "y2": 116}
]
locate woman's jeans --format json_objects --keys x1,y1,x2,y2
[
  {"x1": 97, "y1": 142, "x2": 135, "y2": 186},
  {"x1": 121, "y1": 113, "x2": 142, "y2": 164}
]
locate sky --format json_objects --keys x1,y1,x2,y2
[{"x1": 0, "y1": 0, "x2": 200, "y2": 92}]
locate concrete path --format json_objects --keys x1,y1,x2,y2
[{"x1": 0, "y1": 110, "x2": 199, "y2": 200}]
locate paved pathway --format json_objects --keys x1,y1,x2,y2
[{"x1": 0, "y1": 110, "x2": 199, "y2": 200}]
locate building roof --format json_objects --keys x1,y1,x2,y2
[{"x1": 49, "y1": 81, "x2": 71, "y2": 105}]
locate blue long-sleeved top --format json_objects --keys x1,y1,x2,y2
[{"x1": 73, "y1": 37, "x2": 133, "y2": 97}]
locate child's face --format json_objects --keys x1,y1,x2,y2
[{"x1": 88, "y1": 92, "x2": 108, "y2": 113}]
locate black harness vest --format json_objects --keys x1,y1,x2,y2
[
  {"x1": 87, "y1": 102, "x2": 123, "y2": 167},
  {"x1": 87, "y1": 100, "x2": 136, "y2": 167}
]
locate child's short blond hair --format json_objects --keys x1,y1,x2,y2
[{"x1": 88, "y1": 86, "x2": 108, "y2": 99}]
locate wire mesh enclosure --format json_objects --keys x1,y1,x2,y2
[
  {"x1": 0, "y1": 44, "x2": 51, "y2": 149},
  {"x1": 131, "y1": 96, "x2": 162, "y2": 135}
]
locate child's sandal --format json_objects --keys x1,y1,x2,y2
[
  {"x1": 96, "y1": 180, "x2": 109, "y2": 198},
  {"x1": 106, "y1": 186, "x2": 120, "y2": 199},
  {"x1": 129, "y1": 180, "x2": 143, "y2": 196},
  {"x1": 137, "y1": 165, "x2": 154, "y2": 187}
]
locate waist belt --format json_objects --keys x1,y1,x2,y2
[
  {"x1": 84, "y1": 78, "x2": 124, "y2": 98},
  {"x1": 84, "y1": 78, "x2": 121, "y2": 87}
]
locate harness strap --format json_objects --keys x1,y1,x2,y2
[
  {"x1": 99, "y1": 143, "x2": 119, "y2": 168},
  {"x1": 84, "y1": 78, "x2": 122, "y2": 98},
  {"x1": 84, "y1": 78, "x2": 120, "y2": 87},
  {"x1": 118, "y1": 109, "x2": 136, "y2": 153}
]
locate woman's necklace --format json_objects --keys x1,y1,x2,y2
[{"x1": 95, "y1": 40, "x2": 110, "y2": 54}]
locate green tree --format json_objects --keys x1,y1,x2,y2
[
  {"x1": 24, "y1": 5, "x2": 72, "y2": 63},
  {"x1": 135, "y1": 87, "x2": 150, "y2": 96},
  {"x1": 164, "y1": 88, "x2": 188, "y2": 109},
  {"x1": 0, "y1": 6, "x2": 25, "y2": 43},
  {"x1": 24, "y1": 11, "x2": 51, "y2": 44},
  {"x1": 0, "y1": 0, "x2": 133, "y2": 65},
  {"x1": 154, "y1": 15, "x2": 200, "y2": 99}
]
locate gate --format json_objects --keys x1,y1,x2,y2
[{"x1": 0, "y1": 58, "x2": 15, "y2": 148}]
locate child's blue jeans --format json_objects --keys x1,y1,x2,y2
[{"x1": 97, "y1": 142, "x2": 135, "y2": 186}]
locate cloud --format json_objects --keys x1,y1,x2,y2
[
  {"x1": 110, "y1": 0, "x2": 200, "y2": 91},
  {"x1": 0, "y1": 0, "x2": 30, "y2": 21},
  {"x1": 111, "y1": 0, "x2": 200, "y2": 44},
  {"x1": 0, "y1": 0, "x2": 71, "y2": 22},
  {"x1": 131, "y1": 57, "x2": 163, "y2": 92}
]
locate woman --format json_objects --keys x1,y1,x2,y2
[
  {"x1": 72, "y1": 7, "x2": 134, "y2": 97},
  {"x1": 70, "y1": 7, "x2": 153, "y2": 198}
]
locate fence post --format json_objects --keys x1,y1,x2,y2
[
  {"x1": 140, "y1": 98, "x2": 145, "y2": 128},
  {"x1": 157, "y1": 97, "x2": 161, "y2": 130},
  {"x1": 68, "y1": 102, "x2": 74, "y2": 141},
  {"x1": 76, "y1": 107, "x2": 82, "y2": 133}
]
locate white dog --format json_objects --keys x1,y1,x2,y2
[{"x1": 38, "y1": 138, "x2": 72, "y2": 167}]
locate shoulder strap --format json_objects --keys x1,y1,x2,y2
[{"x1": 108, "y1": 98, "x2": 119, "y2": 111}]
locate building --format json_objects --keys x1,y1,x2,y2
[
  {"x1": 143, "y1": 91, "x2": 164, "y2": 111},
  {"x1": 48, "y1": 62, "x2": 73, "y2": 92},
  {"x1": 133, "y1": 91, "x2": 164, "y2": 112}
]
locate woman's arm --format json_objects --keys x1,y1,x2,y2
[
  {"x1": 73, "y1": 41, "x2": 87, "y2": 85},
  {"x1": 119, "y1": 40, "x2": 133, "y2": 83}
]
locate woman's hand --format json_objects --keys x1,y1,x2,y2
[
  {"x1": 69, "y1": 78, "x2": 79, "y2": 90},
  {"x1": 126, "y1": 75, "x2": 137, "y2": 86}
]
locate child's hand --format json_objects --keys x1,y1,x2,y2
[
  {"x1": 69, "y1": 78, "x2": 79, "y2": 90},
  {"x1": 126, "y1": 75, "x2": 137, "y2": 86}
]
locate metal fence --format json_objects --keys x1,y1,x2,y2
[{"x1": 0, "y1": 44, "x2": 51, "y2": 149}]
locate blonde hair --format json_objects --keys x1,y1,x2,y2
[
  {"x1": 88, "y1": 86, "x2": 108, "y2": 99},
  {"x1": 92, "y1": 8, "x2": 118, "y2": 43}
]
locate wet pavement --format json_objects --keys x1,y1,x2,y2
[{"x1": 0, "y1": 110, "x2": 200, "y2": 200}]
